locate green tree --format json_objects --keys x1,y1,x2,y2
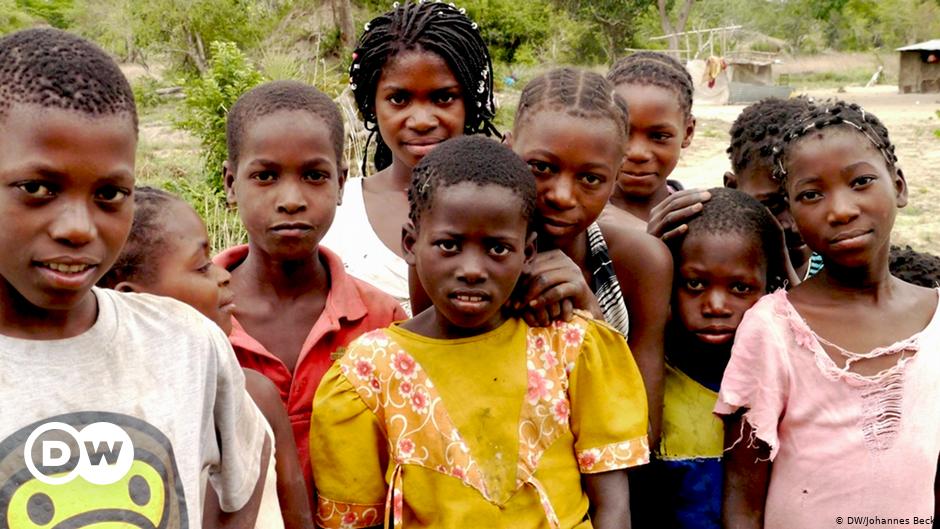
[
  {"x1": 555, "y1": 0, "x2": 656, "y2": 61},
  {"x1": 16, "y1": 0, "x2": 72, "y2": 28},
  {"x1": 0, "y1": 0, "x2": 35, "y2": 34}
]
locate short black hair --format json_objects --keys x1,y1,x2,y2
[
  {"x1": 226, "y1": 80, "x2": 344, "y2": 169},
  {"x1": 773, "y1": 99, "x2": 898, "y2": 184},
  {"x1": 98, "y1": 187, "x2": 179, "y2": 289},
  {"x1": 728, "y1": 97, "x2": 812, "y2": 175},
  {"x1": 514, "y1": 67, "x2": 629, "y2": 147},
  {"x1": 889, "y1": 245, "x2": 940, "y2": 288},
  {"x1": 0, "y1": 28, "x2": 137, "y2": 130},
  {"x1": 408, "y1": 136, "x2": 535, "y2": 230},
  {"x1": 673, "y1": 187, "x2": 789, "y2": 292},
  {"x1": 607, "y1": 51, "x2": 694, "y2": 118},
  {"x1": 349, "y1": 0, "x2": 499, "y2": 174}
]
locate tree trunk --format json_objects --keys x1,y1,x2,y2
[
  {"x1": 657, "y1": 0, "x2": 694, "y2": 59},
  {"x1": 332, "y1": 0, "x2": 355, "y2": 51}
]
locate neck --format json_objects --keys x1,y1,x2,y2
[
  {"x1": 609, "y1": 186, "x2": 670, "y2": 222},
  {"x1": 239, "y1": 241, "x2": 329, "y2": 300},
  {"x1": 667, "y1": 328, "x2": 731, "y2": 390},
  {"x1": 403, "y1": 306, "x2": 509, "y2": 340},
  {"x1": 0, "y1": 282, "x2": 98, "y2": 339},
  {"x1": 387, "y1": 158, "x2": 414, "y2": 191},
  {"x1": 539, "y1": 229, "x2": 588, "y2": 268}
]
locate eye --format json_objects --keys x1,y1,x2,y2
[
  {"x1": 252, "y1": 171, "x2": 277, "y2": 183},
  {"x1": 651, "y1": 131, "x2": 673, "y2": 142},
  {"x1": 578, "y1": 174, "x2": 604, "y2": 186},
  {"x1": 434, "y1": 92, "x2": 459, "y2": 105},
  {"x1": 196, "y1": 261, "x2": 213, "y2": 274},
  {"x1": 489, "y1": 243, "x2": 511, "y2": 257},
  {"x1": 684, "y1": 279, "x2": 704, "y2": 291},
  {"x1": 795, "y1": 189, "x2": 822, "y2": 203},
  {"x1": 303, "y1": 171, "x2": 329, "y2": 182},
  {"x1": 731, "y1": 283, "x2": 754, "y2": 295},
  {"x1": 436, "y1": 240, "x2": 459, "y2": 253},
  {"x1": 387, "y1": 93, "x2": 408, "y2": 106},
  {"x1": 852, "y1": 175, "x2": 876, "y2": 188},
  {"x1": 16, "y1": 181, "x2": 56, "y2": 199},
  {"x1": 761, "y1": 197, "x2": 787, "y2": 216},
  {"x1": 527, "y1": 160, "x2": 554, "y2": 176},
  {"x1": 95, "y1": 185, "x2": 130, "y2": 205}
]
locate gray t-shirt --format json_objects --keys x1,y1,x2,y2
[{"x1": 0, "y1": 288, "x2": 266, "y2": 528}]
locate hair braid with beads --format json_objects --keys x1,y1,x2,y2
[
  {"x1": 513, "y1": 67, "x2": 629, "y2": 146},
  {"x1": 727, "y1": 96, "x2": 812, "y2": 175},
  {"x1": 607, "y1": 51, "x2": 694, "y2": 119},
  {"x1": 349, "y1": 0, "x2": 499, "y2": 175},
  {"x1": 771, "y1": 99, "x2": 898, "y2": 184}
]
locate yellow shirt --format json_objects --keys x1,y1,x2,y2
[{"x1": 310, "y1": 315, "x2": 649, "y2": 529}]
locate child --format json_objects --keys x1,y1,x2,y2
[
  {"x1": 507, "y1": 67, "x2": 673, "y2": 442},
  {"x1": 321, "y1": 0, "x2": 499, "y2": 308},
  {"x1": 311, "y1": 136, "x2": 649, "y2": 529},
  {"x1": 98, "y1": 186, "x2": 313, "y2": 529},
  {"x1": 631, "y1": 188, "x2": 787, "y2": 529},
  {"x1": 605, "y1": 51, "x2": 696, "y2": 224},
  {"x1": 0, "y1": 28, "x2": 269, "y2": 527},
  {"x1": 217, "y1": 80, "x2": 407, "y2": 498},
  {"x1": 718, "y1": 101, "x2": 940, "y2": 528},
  {"x1": 648, "y1": 97, "x2": 822, "y2": 282}
]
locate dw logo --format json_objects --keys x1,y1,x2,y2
[{"x1": 24, "y1": 421, "x2": 134, "y2": 486}]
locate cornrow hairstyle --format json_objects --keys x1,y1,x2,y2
[
  {"x1": 513, "y1": 67, "x2": 629, "y2": 146},
  {"x1": 0, "y1": 28, "x2": 137, "y2": 130},
  {"x1": 98, "y1": 187, "x2": 180, "y2": 289},
  {"x1": 349, "y1": 0, "x2": 499, "y2": 174},
  {"x1": 889, "y1": 245, "x2": 940, "y2": 288},
  {"x1": 607, "y1": 51, "x2": 694, "y2": 118},
  {"x1": 670, "y1": 187, "x2": 789, "y2": 292},
  {"x1": 772, "y1": 99, "x2": 898, "y2": 184},
  {"x1": 727, "y1": 96, "x2": 812, "y2": 175},
  {"x1": 226, "y1": 80, "x2": 344, "y2": 169},
  {"x1": 408, "y1": 136, "x2": 535, "y2": 230}
]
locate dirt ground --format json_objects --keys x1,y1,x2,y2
[{"x1": 673, "y1": 85, "x2": 940, "y2": 252}]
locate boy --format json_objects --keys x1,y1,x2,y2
[
  {"x1": 217, "y1": 81, "x2": 406, "y2": 496},
  {"x1": 0, "y1": 28, "x2": 269, "y2": 528}
]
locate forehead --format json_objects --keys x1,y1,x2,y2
[
  {"x1": 378, "y1": 49, "x2": 458, "y2": 89},
  {"x1": 239, "y1": 110, "x2": 336, "y2": 163},
  {"x1": 613, "y1": 83, "x2": 686, "y2": 125},
  {"x1": 423, "y1": 182, "x2": 528, "y2": 234},
  {"x1": 735, "y1": 164, "x2": 780, "y2": 198},
  {"x1": 679, "y1": 231, "x2": 766, "y2": 273},
  {"x1": 514, "y1": 110, "x2": 623, "y2": 163},
  {"x1": 786, "y1": 126, "x2": 891, "y2": 180},
  {"x1": 160, "y1": 200, "x2": 208, "y2": 244}
]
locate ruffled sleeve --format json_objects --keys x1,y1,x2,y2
[
  {"x1": 569, "y1": 319, "x2": 650, "y2": 473},
  {"x1": 310, "y1": 362, "x2": 389, "y2": 529},
  {"x1": 713, "y1": 292, "x2": 792, "y2": 460}
]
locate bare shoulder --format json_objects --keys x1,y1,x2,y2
[
  {"x1": 596, "y1": 216, "x2": 672, "y2": 272},
  {"x1": 242, "y1": 369, "x2": 283, "y2": 420},
  {"x1": 599, "y1": 204, "x2": 647, "y2": 232}
]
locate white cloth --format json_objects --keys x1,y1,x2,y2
[
  {"x1": 0, "y1": 288, "x2": 267, "y2": 526},
  {"x1": 321, "y1": 177, "x2": 411, "y2": 312}
]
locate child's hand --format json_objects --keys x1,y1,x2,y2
[
  {"x1": 647, "y1": 189, "x2": 711, "y2": 242},
  {"x1": 769, "y1": 214, "x2": 802, "y2": 289},
  {"x1": 514, "y1": 250, "x2": 602, "y2": 326}
]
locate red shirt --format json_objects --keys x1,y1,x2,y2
[{"x1": 214, "y1": 244, "x2": 407, "y2": 496}]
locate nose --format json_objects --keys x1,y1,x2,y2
[
  {"x1": 456, "y1": 249, "x2": 487, "y2": 285},
  {"x1": 49, "y1": 200, "x2": 96, "y2": 247},
  {"x1": 542, "y1": 175, "x2": 577, "y2": 211},
  {"x1": 826, "y1": 188, "x2": 860, "y2": 225},
  {"x1": 625, "y1": 136, "x2": 651, "y2": 164},
  {"x1": 210, "y1": 263, "x2": 231, "y2": 288},
  {"x1": 276, "y1": 178, "x2": 307, "y2": 214},
  {"x1": 407, "y1": 102, "x2": 438, "y2": 133},
  {"x1": 702, "y1": 288, "x2": 733, "y2": 318}
]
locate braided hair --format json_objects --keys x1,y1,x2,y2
[
  {"x1": 514, "y1": 67, "x2": 629, "y2": 146},
  {"x1": 727, "y1": 96, "x2": 812, "y2": 175},
  {"x1": 672, "y1": 187, "x2": 789, "y2": 292},
  {"x1": 349, "y1": 0, "x2": 498, "y2": 174},
  {"x1": 408, "y1": 136, "x2": 535, "y2": 230},
  {"x1": 0, "y1": 28, "x2": 137, "y2": 130},
  {"x1": 607, "y1": 51, "x2": 694, "y2": 119},
  {"x1": 772, "y1": 100, "x2": 898, "y2": 184}
]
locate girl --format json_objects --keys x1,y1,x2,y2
[
  {"x1": 718, "y1": 101, "x2": 940, "y2": 528},
  {"x1": 311, "y1": 136, "x2": 649, "y2": 529},
  {"x1": 632, "y1": 188, "x2": 787, "y2": 529},
  {"x1": 605, "y1": 51, "x2": 696, "y2": 224},
  {"x1": 508, "y1": 67, "x2": 673, "y2": 442},
  {"x1": 98, "y1": 187, "x2": 313, "y2": 529},
  {"x1": 321, "y1": 0, "x2": 499, "y2": 309}
]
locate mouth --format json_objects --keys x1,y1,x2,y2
[
  {"x1": 694, "y1": 326, "x2": 736, "y2": 345},
  {"x1": 829, "y1": 229, "x2": 874, "y2": 250},
  {"x1": 403, "y1": 139, "x2": 445, "y2": 158},
  {"x1": 448, "y1": 290, "x2": 492, "y2": 312},
  {"x1": 539, "y1": 216, "x2": 579, "y2": 235},
  {"x1": 218, "y1": 295, "x2": 236, "y2": 313},
  {"x1": 621, "y1": 171, "x2": 657, "y2": 180},
  {"x1": 270, "y1": 222, "x2": 313, "y2": 237},
  {"x1": 34, "y1": 259, "x2": 99, "y2": 288}
]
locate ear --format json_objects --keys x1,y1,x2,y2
[
  {"x1": 681, "y1": 115, "x2": 696, "y2": 149},
  {"x1": 523, "y1": 231, "x2": 538, "y2": 266},
  {"x1": 222, "y1": 160, "x2": 237, "y2": 206},
  {"x1": 502, "y1": 131, "x2": 513, "y2": 148},
  {"x1": 401, "y1": 222, "x2": 418, "y2": 266},
  {"x1": 337, "y1": 166, "x2": 349, "y2": 206},
  {"x1": 894, "y1": 166, "x2": 908, "y2": 208},
  {"x1": 723, "y1": 171, "x2": 738, "y2": 189},
  {"x1": 114, "y1": 281, "x2": 143, "y2": 294}
]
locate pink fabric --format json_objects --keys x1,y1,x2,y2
[{"x1": 715, "y1": 289, "x2": 940, "y2": 528}]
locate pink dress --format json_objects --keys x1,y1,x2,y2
[{"x1": 715, "y1": 289, "x2": 940, "y2": 528}]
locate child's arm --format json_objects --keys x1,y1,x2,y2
[
  {"x1": 214, "y1": 436, "x2": 272, "y2": 529},
  {"x1": 243, "y1": 369, "x2": 313, "y2": 529},
  {"x1": 721, "y1": 413, "x2": 771, "y2": 529},
  {"x1": 584, "y1": 469, "x2": 631, "y2": 529}
]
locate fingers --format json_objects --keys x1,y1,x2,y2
[{"x1": 648, "y1": 189, "x2": 712, "y2": 239}]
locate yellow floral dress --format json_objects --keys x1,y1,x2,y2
[{"x1": 310, "y1": 314, "x2": 649, "y2": 529}]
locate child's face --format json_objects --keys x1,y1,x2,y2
[
  {"x1": 224, "y1": 110, "x2": 345, "y2": 261},
  {"x1": 146, "y1": 201, "x2": 235, "y2": 335},
  {"x1": 403, "y1": 182, "x2": 535, "y2": 337},
  {"x1": 614, "y1": 83, "x2": 693, "y2": 199},
  {"x1": 375, "y1": 49, "x2": 466, "y2": 170},
  {"x1": 511, "y1": 111, "x2": 622, "y2": 246},
  {"x1": 730, "y1": 163, "x2": 811, "y2": 269},
  {"x1": 676, "y1": 232, "x2": 767, "y2": 347},
  {"x1": 0, "y1": 104, "x2": 135, "y2": 315},
  {"x1": 784, "y1": 127, "x2": 906, "y2": 268}
]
